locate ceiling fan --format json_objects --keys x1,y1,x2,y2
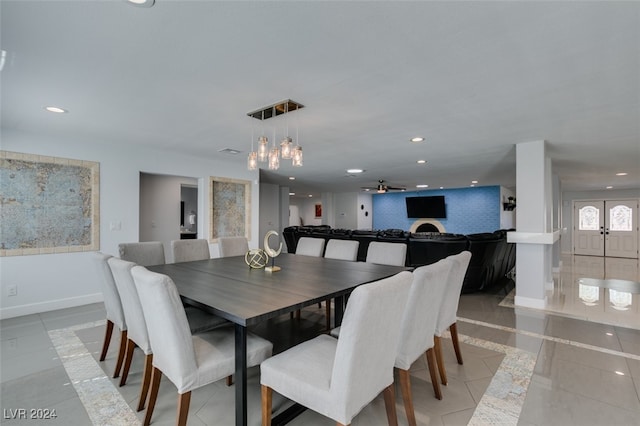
[{"x1": 361, "y1": 180, "x2": 407, "y2": 193}]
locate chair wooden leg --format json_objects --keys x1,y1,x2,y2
[
  {"x1": 113, "y1": 330, "x2": 128, "y2": 378},
  {"x1": 100, "y1": 320, "x2": 114, "y2": 361},
  {"x1": 398, "y1": 369, "x2": 416, "y2": 426},
  {"x1": 226, "y1": 375, "x2": 233, "y2": 386},
  {"x1": 143, "y1": 367, "x2": 162, "y2": 426},
  {"x1": 261, "y1": 385, "x2": 272, "y2": 426},
  {"x1": 382, "y1": 383, "x2": 398, "y2": 426},
  {"x1": 119, "y1": 339, "x2": 136, "y2": 386},
  {"x1": 325, "y1": 299, "x2": 331, "y2": 331},
  {"x1": 137, "y1": 354, "x2": 153, "y2": 412},
  {"x1": 434, "y1": 335, "x2": 447, "y2": 385},
  {"x1": 176, "y1": 391, "x2": 191, "y2": 426},
  {"x1": 450, "y1": 322, "x2": 464, "y2": 365},
  {"x1": 425, "y1": 348, "x2": 442, "y2": 400}
]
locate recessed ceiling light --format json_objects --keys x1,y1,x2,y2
[
  {"x1": 346, "y1": 169, "x2": 364, "y2": 174},
  {"x1": 416, "y1": 184, "x2": 429, "y2": 188},
  {"x1": 44, "y1": 106, "x2": 67, "y2": 113},
  {"x1": 289, "y1": 192, "x2": 295, "y2": 196},
  {"x1": 410, "y1": 137, "x2": 425, "y2": 143},
  {"x1": 364, "y1": 188, "x2": 370, "y2": 192},
  {"x1": 471, "y1": 180, "x2": 478, "y2": 184},
  {"x1": 615, "y1": 371, "x2": 625, "y2": 376},
  {"x1": 127, "y1": 0, "x2": 155, "y2": 7},
  {"x1": 606, "y1": 186, "x2": 613, "y2": 189},
  {"x1": 308, "y1": 194, "x2": 313, "y2": 197},
  {"x1": 417, "y1": 160, "x2": 426, "y2": 164},
  {"x1": 470, "y1": 184, "x2": 475, "y2": 187},
  {"x1": 616, "y1": 172, "x2": 628, "y2": 176},
  {"x1": 219, "y1": 148, "x2": 241, "y2": 155},
  {"x1": 289, "y1": 176, "x2": 295, "y2": 180},
  {"x1": 606, "y1": 332, "x2": 613, "y2": 336}
]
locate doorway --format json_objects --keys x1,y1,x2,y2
[{"x1": 573, "y1": 199, "x2": 639, "y2": 258}]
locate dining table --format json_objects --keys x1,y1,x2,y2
[{"x1": 147, "y1": 252, "x2": 411, "y2": 426}]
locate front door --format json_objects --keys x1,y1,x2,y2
[
  {"x1": 573, "y1": 199, "x2": 639, "y2": 258},
  {"x1": 605, "y1": 200, "x2": 638, "y2": 258}
]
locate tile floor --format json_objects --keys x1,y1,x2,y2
[{"x1": 1, "y1": 254, "x2": 639, "y2": 425}]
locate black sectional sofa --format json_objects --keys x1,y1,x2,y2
[{"x1": 282, "y1": 226, "x2": 516, "y2": 293}]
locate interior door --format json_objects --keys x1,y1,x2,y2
[
  {"x1": 605, "y1": 200, "x2": 639, "y2": 259},
  {"x1": 574, "y1": 201, "x2": 605, "y2": 256}
]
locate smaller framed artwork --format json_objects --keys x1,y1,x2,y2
[{"x1": 315, "y1": 203, "x2": 322, "y2": 218}]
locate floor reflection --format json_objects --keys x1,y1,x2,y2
[{"x1": 546, "y1": 255, "x2": 640, "y2": 329}]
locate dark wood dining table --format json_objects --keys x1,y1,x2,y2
[{"x1": 147, "y1": 252, "x2": 411, "y2": 426}]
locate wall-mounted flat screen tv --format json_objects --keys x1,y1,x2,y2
[{"x1": 405, "y1": 195, "x2": 446, "y2": 218}]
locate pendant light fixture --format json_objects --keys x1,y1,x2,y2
[{"x1": 246, "y1": 99, "x2": 304, "y2": 171}]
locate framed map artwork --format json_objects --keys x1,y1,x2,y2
[
  {"x1": 209, "y1": 176, "x2": 251, "y2": 242},
  {"x1": 0, "y1": 151, "x2": 100, "y2": 256}
]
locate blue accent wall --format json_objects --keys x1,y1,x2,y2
[{"x1": 372, "y1": 186, "x2": 501, "y2": 234}]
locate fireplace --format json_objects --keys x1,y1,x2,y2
[{"x1": 409, "y1": 219, "x2": 446, "y2": 233}]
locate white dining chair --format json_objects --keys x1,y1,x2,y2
[
  {"x1": 434, "y1": 251, "x2": 472, "y2": 386},
  {"x1": 295, "y1": 237, "x2": 325, "y2": 257},
  {"x1": 395, "y1": 259, "x2": 452, "y2": 425},
  {"x1": 218, "y1": 236, "x2": 249, "y2": 257},
  {"x1": 260, "y1": 271, "x2": 413, "y2": 426},
  {"x1": 318, "y1": 239, "x2": 361, "y2": 329},
  {"x1": 108, "y1": 257, "x2": 230, "y2": 411},
  {"x1": 131, "y1": 266, "x2": 273, "y2": 426},
  {"x1": 118, "y1": 241, "x2": 166, "y2": 266},
  {"x1": 324, "y1": 239, "x2": 359, "y2": 261},
  {"x1": 366, "y1": 241, "x2": 407, "y2": 266},
  {"x1": 91, "y1": 252, "x2": 127, "y2": 379},
  {"x1": 170, "y1": 239, "x2": 210, "y2": 263}
]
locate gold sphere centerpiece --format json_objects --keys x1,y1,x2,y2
[{"x1": 244, "y1": 249, "x2": 269, "y2": 269}]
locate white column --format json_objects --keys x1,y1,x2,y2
[{"x1": 507, "y1": 140, "x2": 559, "y2": 309}]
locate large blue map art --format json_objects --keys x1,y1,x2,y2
[{"x1": 0, "y1": 151, "x2": 99, "y2": 256}]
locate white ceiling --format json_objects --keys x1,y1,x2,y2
[{"x1": 2, "y1": 1, "x2": 639, "y2": 198}]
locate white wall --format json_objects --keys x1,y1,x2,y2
[
  {"x1": 499, "y1": 186, "x2": 516, "y2": 230},
  {"x1": 357, "y1": 192, "x2": 373, "y2": 230},
  {"x1": 334, "y1": 193, "x2": 358, "y2": 229},
  {"x1": 298, "y1": 198, "x2": 322, "y2": 226},
  {"x1": 0, "y1": 128, "x2": 260, "y2": 319}
]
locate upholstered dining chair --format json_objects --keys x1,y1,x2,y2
[
  {"x1": 433, "y1": 251, "x2": 472, "y2": 387},
  {"x1": 108, "y1": 258, "x2": 230, "y2": 411},
  {"x1": 218, "y1": 236, "x2": 249, "y2": 257},
  {"x1": 118, "y1": 241, "x2": 166, "y2": 266},
  {"x1": 294, "y1": 237, "x2": 325, "y2": 257},
  {"x1": 366, "y1": 241, "x2": 407, "y2": 266},
  {"x1": 395, "y1": 259, "x2": 452, "y2": 425},
  {"x1": 317, "y1": 239, "x2": 361, "y2": 329},
  {"x1": 260, "y1": 271, "x2": 413, "y2": 426},
  {"x1": 170, "y1": 238, "x2": 210, "y2": 263},
  {"x1": 131, "y1": 266, "x2": 273, "y2": 426},
  {"x1": 324, "y1": 239, "x2": 359, "y2": 261},
  {"x1": 92, "y1": 252, "x2": 127, "y2": 379}
]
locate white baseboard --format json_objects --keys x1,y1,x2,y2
[
  {"x1": 0, "y1": 293, "x2": 104, "y2": 320},
  {"x1": 514, "y1": 295, "x2": 547, "y2": 310}
]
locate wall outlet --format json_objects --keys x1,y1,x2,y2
[{"x1": 8, "y1": 285, "x2": 17, "y2": 296}]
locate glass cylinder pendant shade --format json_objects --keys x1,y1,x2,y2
[
  {"x1": 257, "y1": 136, "x2": 269, "y2": 162},
  {"x1": 247, "y1": 151, "x2": 257, "y2": 170},
  {"x1": 292, "y1": 145, "x2": 303, "y2": 167},
  {"x1": 280, "y1": 137, "x2": 293, "y2": 159},
  {"x1": 268, "y1": 147, "x2": 280, "y2": 170}
]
